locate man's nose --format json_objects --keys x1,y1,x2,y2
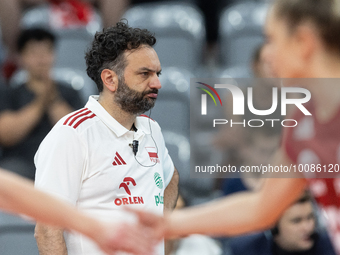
[{"x1": 149, "y1": 74, "x2": 162, "y2": 90}]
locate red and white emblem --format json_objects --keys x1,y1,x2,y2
[
  {"x1": 114, "y1": 177, "x2": 144, "y2": 206},
  {"x1": 119, "y1": 177, "x2": 136, "y2": 195},
  {"x1": 145, "y1": 147, "x2": 160, "y2": 163}
]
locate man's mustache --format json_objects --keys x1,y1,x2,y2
[{"x1": 142, "y1": 89, "x2": 158, "y2": 97}]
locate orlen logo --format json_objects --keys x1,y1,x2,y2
[
  {"x1": 114, "y1": 177, "x2": 144, "y2": 206},
  {"x1": 119, "y1": 177, "x2": 136, "y2": 195}
]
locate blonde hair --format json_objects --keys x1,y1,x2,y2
[{"x1": 273, "y1": 0, "x2": 340, "y2": 55}]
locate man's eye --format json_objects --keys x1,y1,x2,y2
[
  {"x1": 141, "y1": 72, "x2": 148, "y2": 76},
  {"x1": 157, "y1": 72, "x2": 162, "y2": 77}
]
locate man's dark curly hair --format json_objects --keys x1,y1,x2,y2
[{"x1": 85, "y1": 21, "x2": 156, "y2": 92}]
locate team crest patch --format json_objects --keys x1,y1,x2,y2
[{"x1": 145, "y1": 147, "x2": 160, "y2": 163}]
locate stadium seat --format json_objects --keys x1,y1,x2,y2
[
  {"x1": 10, "y1": 67, "x2": 97, "y2": 104},
  {"x1": 219, "y1": 1, "x2": 269, "y2": 67},
  {"x1": 123, "y1": 2, "x2": 206, "y2": 71},
  {"x1": 151, "y1": 67, "x2": 220, "y2": 205},
  {"x1": 163, "y1": 130, "x2": 190, "y2": 185},
  {"x1": 20, "y1": 4, "x2": 50, "y2": 29},
  {"x1": 0, "y1": 212, "x2": 38, "y2": 255},
  {"x1": 52, "y1": 29, "x2": 94, "y2": 71},
  {"x1": 151, "y1": 67, "x2": 191, "y2": 137},
  {"x1": 149, "y1": 67, "x2": 191, "y2": 188}
]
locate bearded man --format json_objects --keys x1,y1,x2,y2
[{"x1": 34, "y1": 21, "x2": 179, "y2": 255}]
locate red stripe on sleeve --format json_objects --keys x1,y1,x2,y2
[
  {"x1": 69, "y1": 110, "x2": 92, "y2": 126},
  {"x1": 73, "y1": 113, "x2": 96, "y2": 129},
  {"x1": 63, "y1": 108, "x2": 88, "y2": 125}
]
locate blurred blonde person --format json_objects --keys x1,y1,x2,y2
[{"x1": 165, "y1": 0, "x2": 340, "y2": 254}]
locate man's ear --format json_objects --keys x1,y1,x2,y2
[{"x1": 101, "y1": 69, "x2": 119, "y2": 92}]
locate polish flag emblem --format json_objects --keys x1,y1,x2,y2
[{"x1": 145, "y1": 147, "x2": 160, "y2": 163}]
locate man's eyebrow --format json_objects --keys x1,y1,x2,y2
[{"x1": 137, "y1": 67, "x2": 162, "y2": 73}]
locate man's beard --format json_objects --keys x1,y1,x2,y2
[{"x1": 114, "y1": 78, "x2": 158, "y2": 115}]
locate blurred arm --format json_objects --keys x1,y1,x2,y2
[
  {"x1": 0, "y1": 169, "x2": 102, "y2": 237},
  {"x1": 166, "y1": 149, "x2": 307, "y2": 237},
  {"x1": 0, "y1": 169, "x2": 156, "y2": 254}
]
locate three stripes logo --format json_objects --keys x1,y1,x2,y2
[
  {"x1": 112, "y1": 152, "x2": 127, "y2": 166},
  {"x1": 196, "y1": 82, "x2": 223, "y2": 115},
  {"x1": 63, "y1": 108, "x2": 96, "y2": 129}
]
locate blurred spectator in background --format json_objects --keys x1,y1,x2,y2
[
  {"x1": 214, "y1": 44, "x2": 280, "y2": 205},
  {"x1": 0, "y1": 27, "x2": 82, "y2": 180},
  {"x1": 0, "y1": 0, "x2": 128, "y2": 80},
  {"x1": 220, "y1": 128, "x2": 280, "y2": 197},
  {"x1": 194, "y1": 0, "x2": 238, "y2": 65},
  {"x1": 238, "y1": 128, "x2": 280, "y2": 190},
  {"x1": 219, "y1": 127, "x2": 279, "y2": 253},
  {"x1": 229, "y1": 191, "x2": 336, "y2": 255}
]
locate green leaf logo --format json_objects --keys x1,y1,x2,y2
[{"x1": 154, "y1": 172, "x2": 163, "y2": 189}]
